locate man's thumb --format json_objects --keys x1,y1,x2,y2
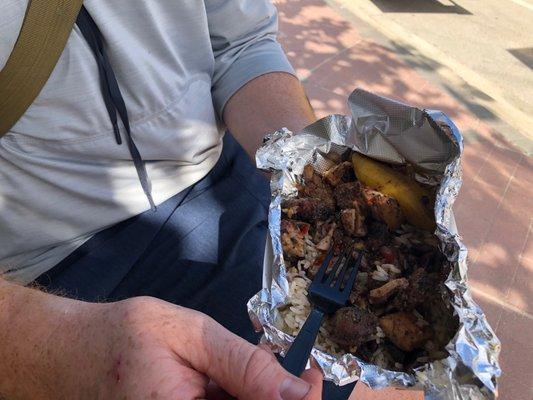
[{"x1": 185, "y1": 317, "x2": 318, "y2": 400}]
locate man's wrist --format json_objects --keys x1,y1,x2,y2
[{"x1": 0, "y1": 278, "x2": 107, "y2": 399}]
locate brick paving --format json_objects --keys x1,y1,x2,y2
[{"x1": 273, "y1": 0, "x2": 533, "y2": 399}]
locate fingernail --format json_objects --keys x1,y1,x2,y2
[{"x1": 279, "y1": 377, "x2": 311, "y2": 400}]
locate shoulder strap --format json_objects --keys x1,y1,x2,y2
[{"x1": 0, "y1": 0, "x2": 84, "y2": 137}]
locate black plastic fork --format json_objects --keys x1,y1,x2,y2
[{"x1": 281, "y1": 246, "x2": 363, "y2": 377}]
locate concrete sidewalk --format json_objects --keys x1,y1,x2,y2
[
  {"x1": 273, "y1": 0, "x2": 533, "y2": 399},
  {"x1": 328, "y1": 0, "x2": 533, "y2": 155}
]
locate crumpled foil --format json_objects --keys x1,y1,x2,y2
[{"x1": 247, "y1": 88, "x2": 501, "y2": 399}]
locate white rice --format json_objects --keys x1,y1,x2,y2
[
  {"x1": 382, "y1": 263, "x2": 402, "y2": 274},
  {"x1": 375, "y1": 326, "x2": 386, "y2": 344},
  {"x1": 297, "y1": 259, "x2": 311, "y2": 270},
  {"x1": 278, "y1": 257, "x2": 344, "y2": 356},
  {"x1": 372, "y1": 269, "x2": 389, "y2": 281}
]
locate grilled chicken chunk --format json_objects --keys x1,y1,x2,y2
[
  {"x1": 300, "y1": 165, "x2": 336, "y2": 208},
  {"x1": 340, "y1": 207, "x2": 367, "y2": 237},
  {"x1": 331, "y1": 306, "x2": 378, "y2": 348},
  {"x1": 334, "y1": 181, "x2": 364, "y2": 210},
  {"x1": 324, "y1": 161, "x2": 354, "y2": 187},
  {"x1": 313, "y1": 220, "x2": 334, "y2": 241},
  {"x1": 362, "y1": 188, "x2": 403, "y2": 230},
  {"x1": 316, "y1": 222, "x2": 336, "y2": 251},
  {"x1": 282, "y1": 197, "x2": 334, "y2": 222},
  {"x1": 379, "y1": 312, "x2": 431, "y2": 352},
  {"x1": 369, "y1": 278, "x2": 409, "y2": 304},
  {"x1": 392, "y1": 268, "x2": 440, "y2": 311}
]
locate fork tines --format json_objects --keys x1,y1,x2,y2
[{"x1": 315, "y1": 245, "x2": 363, "y2": 292}]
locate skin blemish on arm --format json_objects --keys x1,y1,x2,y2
[{"x1": 109, "y1": 357, "x2": 122, "y2": 383}]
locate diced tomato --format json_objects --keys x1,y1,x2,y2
[
  {"x1": 298, "y1": 223, "x2": 310, "y2": 235},
  {"x1": 380, "y1": 246, "x2": 397, "y2": 264}
]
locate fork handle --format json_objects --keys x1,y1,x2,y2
[{"x1": 281, "y1": 307, "x2": 325, "y2": 377}]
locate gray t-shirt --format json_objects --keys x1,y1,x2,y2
[{"x1": 0, "y1": 0, "x2": 294, "y2": 284}]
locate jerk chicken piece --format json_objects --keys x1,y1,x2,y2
[
  {"x1": 340, "y1": 206, "x2": 367, "y2": 237},
  {"x1": 379, "y1": 312, "x2": 431, "y2": 352},
  {"x1": 299, "y1": 165, "x2": 336, "y2": 209},
  {"x1": 324, "y1": 161, "x2": 354, "y2": 187},
  {"x1": 330, "y1": 306, "x2": 378, "y2": 349},
  {"x1": 282, "y1": 197, "x2": 334, "y2": 222},
  {"x1": 362, "y1": 188, "x2": 403, "y2": 231},
  {"x1": 391, "y1": 268, "x2": 441, "y2": 311},
  {"x1": 349, "y1": 275, "x2": 370, "y2": 309},
  {"x1": 331, "y1": 227, "x2": 360, "y2": 253},
  {"x1": 280, "y1": 219, "x2": 310, "y2": 259},
  {"x1": 334, "y1": 181, "x2": 367, "y2": 211},
  {"x1": 369, "y1": 278, "x2": 409, "y2": 305},
  {"x1": 315, "y1": 222, "x2": 336, "y2": 251},
  {"x1": 313, "y1": 220, "x2": 335, "y2": 242}
]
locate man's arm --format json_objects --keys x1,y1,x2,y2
[
  {"x1": 0, "y1": 278, "x2": 107, "y2": 398},
  {"x1": 206, "y1": 0, "x2": 316, "y2": 158},
  {"x1": 223, "y1": 72, "x2": 316, "y2": 158},
  {"x1": 0, "y1": 278, "x2": 322, "y2": 399}
]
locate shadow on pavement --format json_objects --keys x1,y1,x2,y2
[
  {"x1": 508, "y1": 47, "x2": 533, "y2": 70},
  {"x1": 368, "y1": 0, "x2": 471, "y2": 15},
  {"x1": 384, "y1": 41, "x2": 501, "y2": 123}
]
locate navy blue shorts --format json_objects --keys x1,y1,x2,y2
[{"x1": 35, "y1": 133, "x2": 354, "y2": 399}]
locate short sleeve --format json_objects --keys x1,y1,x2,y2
[{"x1": 205, "y1": 0, "x2": 295, "y2": 117}]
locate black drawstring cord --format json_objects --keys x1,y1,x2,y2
[{"x1": 76, "y1": 6, "x2": 155, "y2": 210}]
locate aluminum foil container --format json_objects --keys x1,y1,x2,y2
[{"x1": 247, "y1": 89, "x2": 501, "y2": 399}]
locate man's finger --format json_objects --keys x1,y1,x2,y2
[
  {"x1": 300, "y1": 368, "x2": 323, "y2": 400},
  {"x1": 257, "y1": 343, "x2": 277, "y2": 361},
  {"x1": 182, "y1": 316, "x2": 318, "y2": 400},
  {"x1": 205, "y1": 380, "x2": 235, "y2": 400}
]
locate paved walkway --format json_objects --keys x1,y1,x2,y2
[
  {"x1": 273, "y1": 1, "x2": 533, "y2": 399},
  {"x1": 329, "y1": 0, "x2": 533, "y2": 154}
]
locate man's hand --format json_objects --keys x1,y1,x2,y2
[
  {"x1": 0, "y1": 280, "x2": 322, "y2": 400},
  {"x1": 93, "y1": 297, "x2": 323, "y2": 400}
]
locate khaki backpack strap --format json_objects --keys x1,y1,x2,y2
[{"x1": 0, "y1": 0, "x2": 84, "y2": 137}]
